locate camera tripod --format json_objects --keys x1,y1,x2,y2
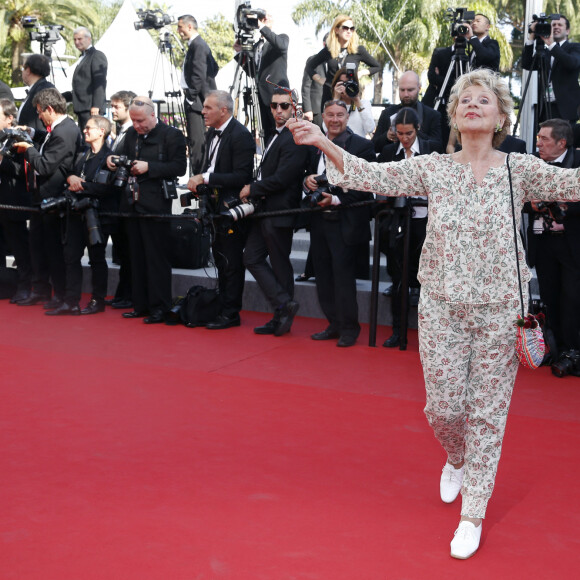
[
  {"x1": 514, "y1": 38, "x2": 553, "y2": 138},
  {"x1": 230, "y1": 46, "x2": 265, "y2": 153},
  {"x1": 433, "y1": 38, "x2": 472, "y2": 112}
]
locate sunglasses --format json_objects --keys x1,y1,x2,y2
[
  {"x1": 130, "y1": 99, "x2": 154, "y2": 110},
  {"x1": 340, "y1": 25, "x2": 355, "y2": 32},
  {"x1": 270, "y1": 102, "x2": 292, "y2": 110}
]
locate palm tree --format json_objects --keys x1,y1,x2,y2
[{"x1": 0, "y1": 0, "x2": 98, "y2": 84}]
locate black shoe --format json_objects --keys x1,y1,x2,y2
[
  {"x1": 143, "y1": 311, "x2": 165, "y2": 324},
  {"x1": 254, "y1": 318, "x2": 279, "y2": 335},
  {"x1": 295, "y1": 274, "x2": 312, "y2": 282},
  {"x1": 43, "y1": 297, "x2": 64, "y2": 310},
  {"x1": 81, "y1": 298, "x2": 105, "y2": 315},
  {"x1": 10, "y1": 290, "x2": 30, "y2": 304},
  {"x1": 45, "y1": 303, "x2": 81, "y2": 316},
  {"x1": 104, "y1": 298, "x2": 115, "y2": 306},
  {"x1": 409, "y1": 288, "x2": 420, "y2": 307},
  {"x1": 122, "y1": 310, "x2": 148, "y2": 319},
  {"x1": 17, "y1": 293, "x2": 51, "y2": 306},
  {"x1": 383, "y1": 332, "x2": 401, "y2": 348},
  {"x1": 206, "y1": 314, "x2": 241, "y2": 330},
  {"x1": 337, "y1": 335, "x2": 357, "y2": 347},
  {"x1": 382, "y1": 285, "x2": 394, "y2": 297},
  {"x1": 311, "y1": 328, "x2": 340, "y2": 341},
  {"x1": 274, "y1": 300, "x2": 299, "y2": 336},
  {"x1": 111, "y1": 299, "x2": 133, "y2": 309}
]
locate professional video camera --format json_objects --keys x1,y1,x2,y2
[
  {"x1": 234, "y1": 0, "x2": 266, "y2": 51},
  {"x1": 529, "y1": 13, "x2": 561, "y2": 38},
  {"x1": 343, "y1": 63, "x2": 359, "y2": 98},
  {"x1": 552, "y1": 349, "x2": 580, "y2": 378},
  {"x1": 21, "y1": 16, "x2": 64, "y2": 47},
  {"x1": 445, "y1": 7, "x2": 475, "y2": 38},
  {"x1": 307, "y1": 174, "x2": 342, "y2": 207},
  {"x1": 0, "y1": 128, "x2": 34, "y2": 159},
  {"x1": 134, "y1": 9, "x2": 174, "y2": 31},
  {"x1": 40, "y1": 190, "x2": 103, "y2": 246}
]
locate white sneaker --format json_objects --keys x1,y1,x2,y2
[
  {"x1": 440, "y1": 462, "x2": 464, "y2": 503},
  {"x1": 450, "y1": 520, "x2": 482, "y2": 559}
]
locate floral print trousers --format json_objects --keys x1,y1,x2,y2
[{"x1": 418, "y1": 291, "x2": 523, "y2": 518}]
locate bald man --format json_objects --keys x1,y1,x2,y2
[
  {"x1": 372, "y1": 70, "x2": 443, "y2": 153},
  {"x1": 107, "y1": 97, "x2": 187, "y2": 324}
]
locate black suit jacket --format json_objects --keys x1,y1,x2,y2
[
  {"x1": 69, "y1": 46, "x2": 108, "y2": 113},
  {"x1": 469, "y1": 36, "x2": 500, "y2": 71},
  {"x1": 378, "y1": 136, "x2": 431, "y2": 163},
  {"x1": 301, "y1": 55, "x2": 325, "y2": 117},
  {"x1": 25, "y1": 116, "x2": 81, "y2": 202},
  {"x1": 204, "y1": 117, "x2": 255, "y2": 205},
  {"x1": 249, "y1": 127, "x2": 309, "y2": 228},
  {"x1": 18, "y1": 78, "x2": 56, "y2": 131},
  {"x1": 183, "y1": 35, "x2": 218, "y2": 112},
  {"x1": 118, "y1": 122, "x2": 187, "y2": 214},
  {"x1": 499, "y1": 135, "x2": 527, "y2": 154},
  {"x1": 308, "y1": 128, "x2": 375, "y2": 245},
  {"x1": 522, "y1": 40, "x2": 580, "y2": 121},
  {"x1": 526, "y1": 148, "x2": 580, "y2": 268},
  {"x1": 372, "y1": 102, "x2": 442, "y2": 153},
  {"x1": 255, "y1": 27, "x2": 289, "y2": 105}
]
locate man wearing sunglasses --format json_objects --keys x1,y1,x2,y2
[{"x1": 239, "y1": 87, "x2": 310, "y2": 336}]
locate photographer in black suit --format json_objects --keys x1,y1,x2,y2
[
  {"x1": 372, "y1": 70, "x2": 442, "y2": 154},
  {"x1": 15, "y1": 88, "x2": 81, "y2": 308},
  {"x1": 234, "y1": 12, "x2": 289, "y2": 137},
  {"x1": 64, "y1": 27, "x2": 108, "y2": 130},
  {"x1": 0, "y1": 99, "x2": 32, "y2": 303},
  {"x1": 240, "y1": 87, "x2": 309, "y2": 336},
  {"x1": 107, "y1": 96, "x2": 187, "y2": 324},
  {"x1": 526, "y1": 119, "x2": 580, "y2": 372},
  {"x1": 305, "y1": 99, "x2": 375, "y2": 347},
  {"x1": 177, "y1": 14, "x2": 218, "y2": 174},
  {"x1": 17, "y1": 55, "x2": 54, "y2": 132},
  {"x1": 187, "y1": 90, "x2": 255, "y2": 329},
  {"x1": 522, "y1": 15, "x2": 580, "y2": 123}
]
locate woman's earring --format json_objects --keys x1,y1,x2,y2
[
  {"x1": 495, "y1": 122, "x2": 503, "y2": 133},
  {"x1": 453, "y1": 123, "x2": 458, "y2": 131}
]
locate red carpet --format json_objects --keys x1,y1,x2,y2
[{"x1": 2, "y1": 299, "x2": 580, "y2": 579}]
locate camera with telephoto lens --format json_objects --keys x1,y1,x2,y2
[
  {"x1": 343, "y1": 62, "x2": 359, "y2": 98},
  {"x1": 220, "y1": 196, "x2": 255, "y2": 222},
  {"x1": 529, "y1": 13, "x2": 561, "y2": 38},
  {"x1": 234, "y1": 1, "x2": 267, "y2": 51},
  {"x1": 110, "y1": 155, "x2": 134, "y2": 189},
  {"x1": 551, "y1": 349, "x2": 580, "y2": 378},
  {"x1": 40, "y1": 190, "x2": 103, "y2": 246},
  {"x1": 0, "y1": 128, "x2": 34, "y2": 159},
  {"x1": 307, "y1": 174, "x2": 340, "y2": 207},
  {"x1": 134, "y1": 9, "x2": 174, "y2": 31},
  {"x1": 445, "y1": 8, "x2": 475, "y2": 37}
]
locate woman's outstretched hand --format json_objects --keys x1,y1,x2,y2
[{"x1": 287, "y1": 118, "x2": 325, "y2": 148}]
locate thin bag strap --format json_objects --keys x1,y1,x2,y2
[{"x1": 506, "y1": 153, "x2": 525, "y2": 318}]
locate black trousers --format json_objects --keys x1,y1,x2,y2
[
  {"x1": 244, "y1": 220, "x2": 294, "y2": 311},
  {"x1": 29, "y1": 212, "x2": 66, "y2": 298},
  {"x1": 0, "y1": 218, "x2": 32, "y2": 292},
  {"x1": 212, "y1": 224, "x2": 247, "y2": 318},
  {"x1": 310, "y1": 215, "x2": 360, "y2": 338},
  {"x1": 184, "y1": 102, "x2": 206, "y2": 175},
  {"x1": 62, "y1": 215, "x2": 110, "y2": 306},
  {"x1": 110, "y1": 220, "x2": 132, "y2": 302},
  {"x1": 126, "y1": 217, "x2": 172, "y2": 314},
  {"x1": 534, "y1": 233, "x2": 580, "y2": 354}
]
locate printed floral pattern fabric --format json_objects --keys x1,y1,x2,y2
[{"x1": 327, "y1": 152, "x2": 580, "y2": 304}]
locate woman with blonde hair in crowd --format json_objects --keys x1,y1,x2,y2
[
  {"x1": 288, "y1": 68, "x2": 580, "y2": 559},
  {"x1": 305, "y1": 14, "x2": 380, "y2": 108}
]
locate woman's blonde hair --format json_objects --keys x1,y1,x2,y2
[
  {"x1": 447, "y1": 69, "x2": 514, "y2": 148},
  {"x1": 326, "y1": 14, "x2": 360, "y2": 58}
]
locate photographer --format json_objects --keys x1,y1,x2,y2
[
  {"x1": 305, "y1": 99, "x2": 375, "y2": 347},
  {"x1": 106, "y1": 96, "x2": 187, "y2": 324},
  {"x1": 522, "y1": 15, "x2": 580, "y2": 123},
  {"x1": 17, "y1": 54, "x2": 54, "y2": 132},
  {"x1": 240, "y1": 87, "x2": 309, "y2": 336},
  {"x1": 187, "y1": 91, "x2": 255, "y2": 329},
  {"x1": 526, "y1": 119, "x2": 580, "y2": 375},
  {"x1": 330, "y1": 66, "x2": 375, "y2": 138},
  {"x1": 234, "y1": 11, "x2": 289, "y2": 137},
  {"x1": 0, "y1": 99, "x2": 33, "y2": 303},
  {"x1": 44, "y1": 116, "x2": 114, "y2": 316},
  {"x1": 15, "y1": 88, "x2": 82, "y2": 308}
]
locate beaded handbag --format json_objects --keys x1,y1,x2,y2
[{"x1": 507, "y1": 155, "x2": 546, "y2": 369}]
